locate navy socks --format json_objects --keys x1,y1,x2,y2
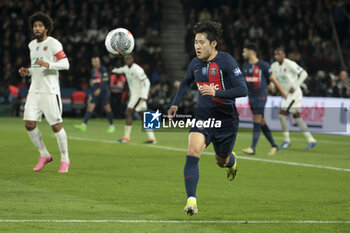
[
  {"x1": 251, "y1": 123, "x2": 261, "y2": 150},
  {"x1": 107, "y1": 111, "x2": 114, "y2": 125},
  {"x1": 184, "y1": 155, "x2": 200, "y2": 198},
  {"x1": 261, "y1": 124, "x2": 277, "y2": 147},
  {"x1": 83, "y1": 111, "x2": 93, "y2": 124}
]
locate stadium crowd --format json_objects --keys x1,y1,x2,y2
[
  {"x1": 0, "y1": 0, "x2": 349, "y2": 117},
  {"x1": 0, "y1": 0, "x2": 167, "y2": 114},
  {"x1": 182, "y1": 0, "x2": 350, "y2": 98}
]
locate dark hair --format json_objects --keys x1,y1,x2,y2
[
  {"x1": 275, "y1": 46, "x2": 286, "y2": 54},
  {"x1": 29, "y1": 12, "x2": 54, "y2": 35},
  {"x1": 194, "y1": 20, "x2": 223, "y2": 49},
  {"x1": 244, "y1": 43, "x2": 258, "y2": 54}
]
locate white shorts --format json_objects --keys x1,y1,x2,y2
[
  {"x1": 127, "y1": 95, "x2": 147, "y2": 112},
  {"x1": 281, "y1": 94, "x2": 302, "y2": 114},
  {"x1": 23, "y1": 93, "x2": 63, "y2": 125}
]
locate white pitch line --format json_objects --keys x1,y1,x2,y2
[
  {"x1": 0, "y1": 219, "x2": 349, "y2": 224},
  {"x1": 67, "y1": 136, "x2": 350, "y2": 173}
]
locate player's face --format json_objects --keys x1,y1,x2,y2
[
  {"x1": 33, "y1": 21, "x2": 47, "y2": 40},
  {"x1": 91, "y1": 57, "x2": 100, "y2": 69},
  {"x1": 194, "y1": 33, "x2": 217, "y2": 61},
  {"x1": 242, "y1": 48, "x2": 250, "y2": 60},
  {"x1": 124, "y1": 55, "x2": 134, "y2": 66},
  {"x1": 274, "y1": 50, "x2": 285, "y2": 63}
]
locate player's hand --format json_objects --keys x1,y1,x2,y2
[
  {"x1": 34, "y1": 59, "x2": 49, "y2": 68},
  {"x1": 289, "y1": 87, "x2": 295, "y2": 94},
  {"x1": 281, "y1": 91, "x2": 288, "y2": 99},
  {"x1": 167, "y1": 105, "x2": 178, "y2": 120},
  {"x1": 199, "y1": 84, "x2": 215, "y2": 96},
  {"x1": 94, "y1": 88, "x2": 101, "y2": 96},
  {"x1": 19, "y1": 67, "x2": 30, "y2": 77},
  {"x1": 267, "y1": 84, "x2": 275, "y2": 93}
]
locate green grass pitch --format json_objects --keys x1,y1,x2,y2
[{"x1": 0, "y1": 117, "x2": 349, "y2": 233}]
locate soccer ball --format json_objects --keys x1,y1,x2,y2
[{"x1": 105, "y1": 28, "x2": 135, "y2": 56}]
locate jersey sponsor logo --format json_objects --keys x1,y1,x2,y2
[
  {"x1": 55, "y1": 50, "x2": 67, "y2": 60},
  {"x1": 196, "y1": 82, "x2": 220, "y2": 90},
  {"x1": 245, "y1": 76, "x2": 259, "y2": 82},
  {"x1": 233, "y1": 67, "x2": 242, "y2": 76}
]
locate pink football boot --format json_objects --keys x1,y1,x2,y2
[
  {"x1": 33, "y1": 155, "x2": 52, "y2": 172},
  {"x1": 58, "y1": 161, "x2": 70, "y2": 173}
]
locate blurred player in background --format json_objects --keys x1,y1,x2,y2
[
  {"x1": 18, "y1": 12, "x2": 70, "y2": 173},
  {"x1": 168, "y1": 20, "x2": 247, "y2": 215},
  {"x1": 271, "y1": 47, "x2": 317, "y2": 150},
  {"x1": 74, "y1": 57, "x2": 115, "y2": 133},
  {"x1": 112, "y1": 54, "x2": 156, "y2": 144},
  {"x1": 241, "y1": 43, "x2": 287, "y2": 155}
]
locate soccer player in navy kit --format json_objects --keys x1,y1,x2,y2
[
  {"x1": 74, "y1": 57, "x2": 115, "y2": 133},
  {"x1": 168, "y1": 21, "x2": 247, "y2": 215},
  {"x1": 241, "y1": 43, "x2": 287, "y2": 155}
]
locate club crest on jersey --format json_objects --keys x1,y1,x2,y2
[
  {"x1": 233, "y1": 67, "x2": 242, "y2": 76},
  {"x1": 43, "y1": 46, "x2": 48, "y2": 51},
  {"x1": 202, "y1": 67, "x2": 207, "y2": 75},
  {"x1": 36, "y1": 46, "x2": 39, "y2": 51},
  {"x1": 210, "y1": 67, "x2": 217, "y2": 75}
]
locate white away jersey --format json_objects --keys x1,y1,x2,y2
[
  {"x1": 271, "y1": 58, "x2": 304, "y2": 98},
  {"x1": 28, "y1": 36, "x2": 67, "y2": 94},
  {"x1": 113, "y1": 63, "x2": 150, "y2": 99}
]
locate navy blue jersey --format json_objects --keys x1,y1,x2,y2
[
  {"x1": 242, "y1": 60, "x2": 272, "y2": 98},
  {"x1": 172, "y1": 51, "x2": 247, "y2": 120},
  {"x1": 91, "y1": 65, "x2": 109, "y2": 92}
]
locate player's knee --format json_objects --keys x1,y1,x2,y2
[
  {"x1": 187, "y1": 147, "x2": 202, "y2": 157},
  {"x1": 293, "y1": 112, "x2": 300, "y2": 118},
  {"x1": 87, "y1": 104, "x2": 95, "y2": 112},
  {"x1": 125, "y1": 109, "x2": 133, "y2": 118},
  {"x1": 51, "y1": 123, "x2": 62, "y2": 133},
  {"x1": 216, "y1": 159, "x2": 227, "y2": 168},
  {"x1": 215, "y1": 155, "x2": 228, "y2": 168},
  {"x1": 25, "y1": 122, "x2": 36, "y2": 131}
]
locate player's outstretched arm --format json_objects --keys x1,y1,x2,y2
[{"x1": 112, "y1": 67, "x2": 125, "y2": 74}]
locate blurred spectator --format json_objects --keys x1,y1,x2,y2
[
  {"x1": 1, "y1": 0, "x2": 166, "y2": 101},
  {"x1": 149, "y1": 73, "x2": 171, "y2": 112},
  {"x1": 109, "y1": 73, "x2": 127, "y2": 117},
  {"x1": 333, "y1": 70, "x2": 350, "y2": 97}
]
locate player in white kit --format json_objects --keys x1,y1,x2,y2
[
  {"x1": 112, "y1": 55, "x2": 156, "y2": 144},
  {"x1": 271, "y1": 47, "x2": 317, "y2": 150},
  {"x1": 18, "y1": 12, "x2": 70, "y2": 172}
]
